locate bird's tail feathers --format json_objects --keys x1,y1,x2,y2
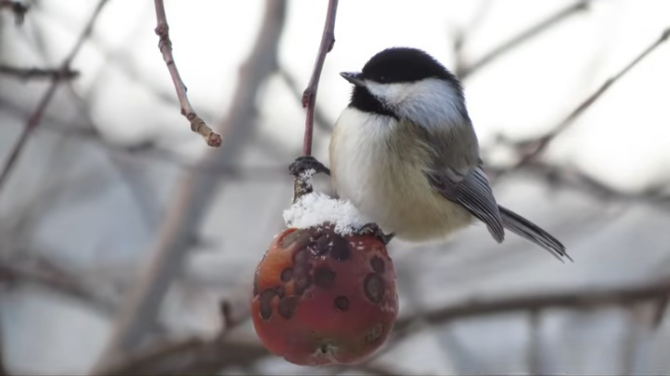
[{"x1": 498, "y1": 205, "x2": 572, "y2": 262}]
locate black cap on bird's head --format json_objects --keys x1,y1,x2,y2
[
  {"x1": 342, "y1": 47, "x2": 464, "y2": 118},
  {"x1": 341, "y1": 47, "x2": 461, "y2": 86}
]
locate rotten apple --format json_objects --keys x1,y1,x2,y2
[{"x1": 251, "y1": 223, "x2": 398, "y2": 365}]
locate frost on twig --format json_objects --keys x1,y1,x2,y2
[
  {"x1": 283, "y1": 191, "x2": 369, "y2": 237},
  {"x1": 153, "y1": 0, "x2": 222, "y2": 147},
  {"x1": 292, "y1": 168, "x2": 316, "y2": 203}
]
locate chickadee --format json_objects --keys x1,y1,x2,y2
[{"x1": 293, "y1": 47, "x2": 569, "y2": 261}]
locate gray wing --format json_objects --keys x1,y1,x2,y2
[{"x1": 427, "y1": 164, "x2": 505, "y2": 243}]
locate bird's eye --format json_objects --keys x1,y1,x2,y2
[{"x1": 378, "y1": 75, "x2": 386, "y2": 82}]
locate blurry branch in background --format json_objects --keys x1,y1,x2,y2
[
  {"x1": 6, "y1": 95, "x2": 665, "y2": 209},
  {"x1": 91, "y1": 1, "x2": 288, "y2": 373},
  {"x1": 153, "y1": 0, "x2": 221, "y2": 148},
  {"x1": 0, "y1": 66, "x2": 79, "y2": 80},
  {"x1": 0, "y1": 100, "x2": 289, "y2": 181},
  {"x1": 95, "y1": 337, "x2": 267, "y2": 376},
  {"x1": 0, "y1": 0, "x2": 110, "y2": 195},
  {"x1": 457, "y1": 1, "x2": 590, "y2": 79},
  {"x1": 451, "y1": 0, "x2": 491, "y2": 75},
  {"x1": 0, "y1": 0, "x2": 28, "y2": 24},
  {"x1": 300, "y1": 0, "x2": 339, "y2": 156},
  {"x1": 0, "y1": 321, "x2": 6, "y2": 376},
  {"x1": 97, "y1": 334, "x2": 408, "y2": 376},
  {"x1": 0, "y1": 253, "x2": 118, "y2": 314},
  {"x1": 526, "y1": 310, "x2": 542, "y2": 375},
  {"x1": 495, "y1": 26, "x2": 670, "y2": 178},
  {"x1": 487, "y1": 161, "x2": 670, "y2": 209},
  {"x1": 92, "y1": 274, "x2": 670, "y2": 375},
  {"x1": 392, "y1": 276, "x2": 670, "y2": 331},
  {"x1": 653, "y1": 295, "x2": 669, "y2": 329},
  {"x1": 356, "y1": 276, "x2": 670, "y2": 371}
]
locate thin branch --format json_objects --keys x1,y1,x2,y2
[
  {"x1": 94, "y1": 337, "x2": 267, "y2": 376},
  {"x1": 0, "y1": 255, "x2": 118, "y2": 314},
  {"x1": 0, "y1": 100, "x2": 290, "y2": 182},
  {"x1": 153, "y1": 0, "x2": 221, "y2": 147},
  {"x1": 652, "y1": 295, "x2": 669, "y2": 329},
  {"x1": 291, "y1": 0, "x2": 339, "y2": 202},
  {"x1": 526, "y1": 310, "x2": 541, "y2": 375},
  {"x1": 458, "y1": 1, "x2": 590, "y2": 78},
  {"x1": 499, "y1": 26, "x2": 670, "y2": 177},
  {"x1": 0, "y1": 0, "x2": 28, "y2": 24},
  {"x1": 393, "y1": 277, "x2": 670, "y2": 332},
  {"x1": 91, "y1": 1, "x2": 287, "y2": 372},
  {"x1": 0, "y1": 318, "x2": 7, "y2": 376},
  {"x1": 486, "y1": 161, "x2": 670, "y2": 210},
  {"x1": 300, "y1": 0, "x2": 338, "y2": 156},
  {"x1": 94, "y1": 277, "x2": 670, "y2": 374},
  {"x1": 278, "y1": 68, "x2": 333, "y2": 132},
  {"x1": 451, "y1": 0, "x2": 492, "y2": 76},
  {"x1": 0, "y1": 0, "x2": 110, "y2": 195},
  {"x1": 620, "y1": 304, "x2": 656, "y2": 374},
  {"x1": 0, "y1": 66, "x2": 79, "y2": 80}
]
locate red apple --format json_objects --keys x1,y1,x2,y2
[{"x1": 251, "y1": 223, "x2": 398, "y2": 365}]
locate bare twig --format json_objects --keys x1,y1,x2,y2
[
  {"x1": 451, "y1": 0, "x2": 492, "y2": 76},
  {"x1": 0, "y1": 318, "x2": 7, "y2": 376},
  {"x1": 0, "y1": 0, "x2": 28, "y2": 24},
  {"x1": 91, "y1": 2, "x2": 287, "y2": 373},
  {"x1": 300, "y1": 0, "x2": 338, "y2": 156},
  {"x1": 652, "y1": 295, "x2": 669, "y2": 329},
  {"x1": 486, "y1": 161, "x2": 670, "y2": 209},
  {"x1": 291, "y1": 0, "x2": 338, "y2": 202},
  {"x1": 0, "y1": 255, "x2": 117, "y2": 314},
  {"x1": 526, "y1": 310, "x2": 541, "y2": 375},
  {"x1": 278, "y1": 68, "x2": 333, "y2": 132},
  {"x1": 499, "y1": 26, "x2": 670, "y2": 177},
  {"x1": 0, "y1": 99, "x2": 289, "y2": 181},
  {"x1": 393, "y1": 277, "x2": 670, "y2": 332},
  {"x1": 0, "y1": 66, "x2": 79, "y2": 80},
  {"x1": 458, "y1": 1, "x2": 590, "y2": 78},
  {"x1": 92, "y1": 276, "x2": 670, "y2": 374},
  {"x1": 0, "y1": 331, "x2": 7, "y2": 376},
  {"x1": 153, "y1": 0, "x2": 221, "y2": 147},
  {"x1": 620, "y1": 304, "x2": 656, "y2": 374},
  {"x1": 95, "y1": 337, "x2": 267, "y2": 376},
  {"x1": 0, "y1": 0, "x2": 110, "y2": 195}
]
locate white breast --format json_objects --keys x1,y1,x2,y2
[{"x1": 329, "y1": 108, "x2": 472, "y2": 241}]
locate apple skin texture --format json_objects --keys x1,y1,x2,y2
[{"x1": 251, "y1": 224, "x2": 399, "y2": 365}]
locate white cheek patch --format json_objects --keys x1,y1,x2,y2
[
  {"x1": 364, "y1": 78, "x2": 467, "y2": 129},
  {"x1": 364, "y1": 81, "x2": 411, "y2": 106}
]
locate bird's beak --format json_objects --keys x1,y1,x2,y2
[{"x1": 340, "y1": 72, "x2": 365, "y2": 86}]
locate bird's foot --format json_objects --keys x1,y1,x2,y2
[
  {"x1": 357, "y1": 223, "x2": 395, "y2": 245},
  {"x1": 288, "y1": 155, "x2": 331, "y2": 177}
]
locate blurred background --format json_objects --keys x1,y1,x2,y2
[{"x1": 1, "y1": 0, "x2": 670, "y2": 374}]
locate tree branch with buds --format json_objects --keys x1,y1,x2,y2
[
  {"x1": 289, "y1": 0, "x2": 338, "y2": 201},
  {"x1": 300, "y1": 0, "x2": 338, "y2": 157},
  {"x1": 153, "y1": 0, "x2": 221, "y2": 147}
]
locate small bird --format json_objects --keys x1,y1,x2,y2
[{"x1": 293, "y1": 47, "x2": 569, "y2": 261}]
